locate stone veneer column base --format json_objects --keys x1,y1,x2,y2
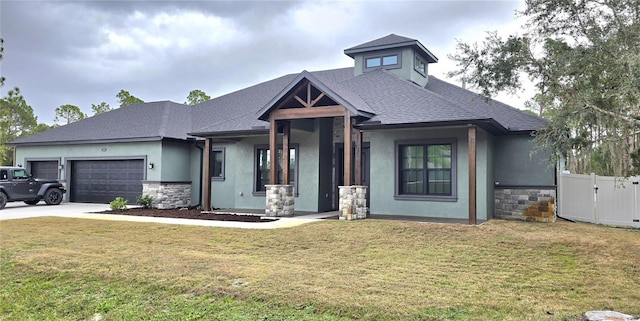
[
  {"x1": 265, "y1": 185, "x2": 294, "y2": 217},
  {"x1": 339, "y1": 185, "x2": 368, "y2": 220},
  {"x1": 494, "y1": 188, "x2": 556, "y2": 222},
  {"x1": 142, "y1": 182, "x2": 191, "y2": 209}
]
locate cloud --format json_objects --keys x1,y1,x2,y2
[
  {"x1": 1, "y1": 0, "x2": 528, "y2": 124},
  {"x1": 61, "y1": 9, "x2": 251, "y2": 83}
]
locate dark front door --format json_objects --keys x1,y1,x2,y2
[
  {"x1": 70, "y1": 160, "x2": 144, "y2": 203},
  {"x1": 334, "y1": 144, "x2": 370, "y2": 210}
]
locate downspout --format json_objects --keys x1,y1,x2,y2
[{"x1": 194, "y1": 141, "x2": 203, "y2": 209}]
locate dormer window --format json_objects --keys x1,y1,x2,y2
[
  {"x1": 414, "y1": 55, "x2": 426, "y2": 76},
  {"x1": 364, "y1": 52, "x2": 401, "y2": 71}
]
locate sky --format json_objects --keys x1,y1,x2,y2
[{"x1": 1, "y1": 0, "x2": 529, "y2": 125}]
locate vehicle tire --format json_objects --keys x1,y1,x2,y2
[
  {"x1": 24, "y1": 200, "x2": 39, "y2": 205},
  {"x1": 44, "y1": 188, "x2": 63, "y2": 205},
  {"x1": 0, "y1": 192, "x2": 6, "y2": 210}
]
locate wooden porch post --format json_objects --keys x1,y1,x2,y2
[
  {"x1": 343, "y1": 111, "x2": 352, "y2": 186},
  {"x1": 468, "y1": 126, "x2": 477, "y2": 225},
  {"x1": 282, "y1": 121, "x2": 290, "y2": 184},
  {"x1": 354, "y1": 128, "x2": 362, "y2": 185},
  {"x1": 203, "y1": 138, "x2": 211, "y2": 211},
  {"x1": 269, "y1": 117, "x2": 278, "y2": 185}
]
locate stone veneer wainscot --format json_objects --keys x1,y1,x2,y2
[
  {"x1": 494, "y1": 188, "x2": 556, "y2": 222},
  {"x1": 142, "y1": 182, "x2": 191, "y2": 209}
]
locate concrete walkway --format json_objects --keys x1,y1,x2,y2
[{"x1": 0, "y1": 202, "x2": 337, "y2": 229}]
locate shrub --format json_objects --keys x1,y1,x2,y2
[
  {"x1": 136, "y1": 194, "x2": 153, "y2": 209},
  {"x1": 109, "y1": 197, "x2": 128, "y2": 211}
]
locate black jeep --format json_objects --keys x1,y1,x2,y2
[{"x1": 0, "y1": 166, "x2": 66, "y2": 209}]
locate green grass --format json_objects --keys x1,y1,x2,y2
[{"x1": 1, "y1": 217, "x2": 639, "y2": 320}]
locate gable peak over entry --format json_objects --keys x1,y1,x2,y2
[{"x1": 257, "y1": 70, "x2": 374, "y2": 122}]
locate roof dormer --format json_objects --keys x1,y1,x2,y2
[{"x1": 344, "y1": 34, "x2": 438, "y2": 87}]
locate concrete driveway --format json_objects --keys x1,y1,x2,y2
[
  {"x1": 0, "y1": 201, "x2": 334, "y2": 229},
  {"x1": 0, "y1": 202, "x2": 110, "y2": 220}
]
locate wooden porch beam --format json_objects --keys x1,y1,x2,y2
[
  {"x1": 307, "y1": 82, "x2": 311, "y2": 107},
  {"x1": 282, "y1": 121, "x2": 290, "y2": 184},
  {"x1": 271, "y1": 105, "x2": 345, "y2": 120},
  {"x1": 203, "y1": 138, "x2": 211, "y2": 211},
  {"x1": 354, "y1": 129, "x2": 362, "y2": 185},
  {"x1": 344, "y1": 110, "x2": 352, "y2": 187},
  {"x1": 468, "y1": 126, "x2": 477, "y2": 225},
  {"x1": 269, "y1": 117, "x2": 278, "y2": 186}
]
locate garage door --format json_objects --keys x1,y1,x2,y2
[
  {"x1": 70, "y1": 160, "x2": 144, "y2": 204},
  {"x1": 30, "y1": 161, "x2": 59, "y2": 180}
]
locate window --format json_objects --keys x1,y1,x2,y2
[
  {"x1": 396, "y1": 140, "x2": 457, "y2": 200},
  {"x1": 254, "y1": 145, "x2": 298, "y2": 194},
  {"x1": 414, "y1": 55, "x2": 426, "y2": 75},
  {"x1": 365, "y1": 53, "x2": 400, "y2": 69},
  {"x1": 0, "y1": 170, "x2": 7, "y2": 180},
  {"x1": 12, "y1": 169, "x2": 29, "y2": 180},
  {"x1": 210, "y1": 147, "x2": 225, "y2": 181},
  {"x1": 366, "y1": 57, "x2": 381, "y2": 68}
]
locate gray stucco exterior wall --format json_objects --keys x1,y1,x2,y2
[
  {"x1": 493, "y1": 134, "x2": 555, "y2": 187},
  {"x1": 210, "y1": 119, "x2": 325, "y2": 212},
  {"x1": 15, "y1": 142, "x2": 161, "y2": 202},
  {"x1": 160, "y1": 141, "x2": 192, "y2": 182},
  {"x1": 352, "y1": 48, "x2": 428, "y2": 86},
  {"x1": 15, "y1": 141, "x2": 201, "y2": 206},
  {"x1": 367, "y1": 126, "x2": 492, "y2": 220},
  {"x1": 15, "y1": 142, "x2": 161, "y2": 182}
]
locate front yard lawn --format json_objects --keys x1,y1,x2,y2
[{"x1": 1, "y1": 217, "x2": 638, "y2": 320}]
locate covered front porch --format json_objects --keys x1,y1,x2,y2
[
  {"x1": 202, "y1": 75, "x2": 371, "y2": 220},
  {"x1": 199, "y1": 72, "x2": 481, "y2": 224}
]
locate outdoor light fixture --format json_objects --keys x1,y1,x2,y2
[
  {"x1": 148, "y1": 163, "x2": 154, "y2": 169},
  {"x1": 58, "y1": 164, "x2": 64, "y2": 170}
]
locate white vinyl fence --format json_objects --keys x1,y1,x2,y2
[{"x1": 558, "y1": 173, "x2": 640, "y2": 228}]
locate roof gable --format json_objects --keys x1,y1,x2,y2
[{"x1": 256, "y1": 70, "x2": 374, "y2": 121}]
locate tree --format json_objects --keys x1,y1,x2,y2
[
  {"x1": 448, "y1": 0, "x2": 640, "y2": 176},
  {"x1": 0, "y1": 38, "x2": 4, "y2": 87},
  {"x1": 91, "y1": 101, "x2": 112, "y2": 115},
  {"x1": 32, "y1": 123, "x2": 53, "y2": 134},
  {"x1": 185, "y1": 89, "x2": 211, "y2": 105},
  {"x1": 54, "y1": 104, "x2": 86, "y2": 125},
  {"x1": 0, "y1": 38, "x2": 50, "y2": 165},
  {"x1": 116, "y1": 90, "x2": 143, "y2": 107},
  {"x1": 0, "y1": 88, "x2": 38, "y2": 165}
]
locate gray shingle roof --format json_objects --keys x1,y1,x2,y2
[
  {"x1": 340, "y1": 69, "x2": 481, "y2": 125},
  {"x1": 189, "y1": 67, "x2": 546, "y2": 136},
  {"x1": 11, "y1": 65, "x2": 546, "y2": 146},
  {"x1": 424, "y1": 77, "x2": 547, "y2": 131},
  {"x1": 190, "y1": 68, "x2": 355, "y2": 135},
  {"x1": 9, "y1": 101, "x2": 192, "y2": 145},
  {"x1": 344, "y1": 34, "x2": 438, "y2": 63}
]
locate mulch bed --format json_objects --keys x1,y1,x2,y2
[{"x1": 96, "y1": 208, "x2": 276, "y2": 223}]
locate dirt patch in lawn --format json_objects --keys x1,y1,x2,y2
[{"x1": 96, "y1": 208, "x2": 276, "y2": 223}]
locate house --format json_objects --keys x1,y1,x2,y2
[
  {"x1": 9, "y1": 34, "x2": 556, "y2": 222},
  {"x1": 9, "y1": 101, "x2": 201, "y2": 209}
]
